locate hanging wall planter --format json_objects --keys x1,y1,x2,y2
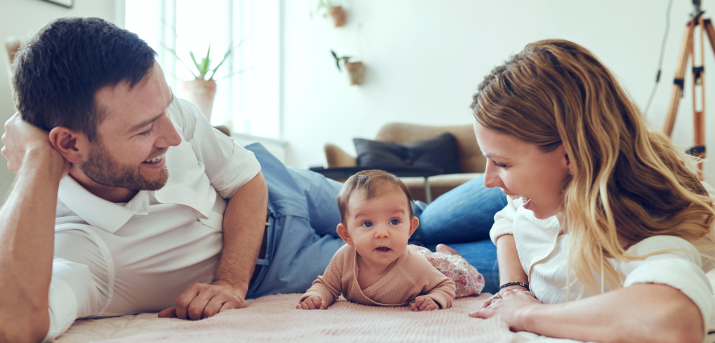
[
  {"x1": 328, "y1": 6, "x2": 346, "y2": 27},
  {"x1": 311, "y1": 1, "x2": 347, "y2": 27},
  {"x1": 344, "y1": 61, "x2": 365, "y2": 85},
  {"x1": 331, "y1": 50, "x2": 365, "y2": 86}
]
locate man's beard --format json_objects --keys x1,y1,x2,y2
[{"x1": 81, "y1": 142, "x2": 169, "y2": 191}]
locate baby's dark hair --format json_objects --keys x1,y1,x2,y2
[{"x1": 337, "y1": 169, "x2": 414, "y2": 224}]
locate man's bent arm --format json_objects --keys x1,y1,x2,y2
[
  {"x1": 0, "y1": 147, "x2": 66, "y2": 343},
  {"x1": 213, "y1": 172, "x2": 268, "y2": 297},
  {"x1": 161, "y1": 171, "x2": 269, "y2": 319}
]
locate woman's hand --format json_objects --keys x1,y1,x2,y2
[
  {"x1": 479, "y1": 285, "x2": 535, "y2": 309},
  {"x1": 470, "y1": 288, "x2": 541, "y2": 331}
]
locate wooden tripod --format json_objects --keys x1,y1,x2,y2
[{"x1": 662, "y1": 12, "x2": 714, "y2": 180}]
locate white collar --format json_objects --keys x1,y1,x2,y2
[{"x1": 58, "y1": 176, "x2": 150, "y2": 234}]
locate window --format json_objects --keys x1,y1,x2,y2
[{"x1": 124, "y1": 0, "x2": 280, "y2": 139}]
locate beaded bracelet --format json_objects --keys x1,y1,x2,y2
[{"x1": 498, "y1": 281, "x2": 529, "y2": 292}]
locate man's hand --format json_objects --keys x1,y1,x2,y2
[
  {"x1": 157, "y1": 281, "x2": 247, "y2": 320},
  {"x1": 410, "y1": 296, "x2": 439, "y2": 311},
  {"x1": 1, "y1": 112, "x2": 67, "y2": 174},
  {"x1": 296, "y1": 295, "x2": 327, "y2": 310}
]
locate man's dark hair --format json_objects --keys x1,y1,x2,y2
[{"x1": 12, "y1": 17, "x2": 156, "y2": 141}]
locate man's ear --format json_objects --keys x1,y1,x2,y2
[
  {"x1": 48, "y1": 127, "x2": 85, "y2": 163},
  {"x1": 337, "y1": 223, "x2": 353, "y2": 245},
  {"x1": 408, "y1": 217, "x2": 419, "y2": 237}
]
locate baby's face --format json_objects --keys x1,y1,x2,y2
[{"x1": 343, "y1": 187, "x2": 416, "y2": 269}]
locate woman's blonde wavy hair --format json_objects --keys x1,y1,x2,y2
[{"x1": 471, "y1": 39, "x2": 715, "y2": 294}]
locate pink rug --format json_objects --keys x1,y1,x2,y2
[{"x1": 101, "y1": 293, "x2": 528, "y2": 343}]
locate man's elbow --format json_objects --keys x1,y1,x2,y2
[{"x1": 0, "y1": 308, "x2": 50, "y2": 343}]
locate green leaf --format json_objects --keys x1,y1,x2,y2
[
  {"x1": 199, "y1": 42, "x2": 212, "y2": 77},
  {"x1": 160, "y1": 43, "x2": 198, "y2": 79},
  {"x1": 208, "y1": 45, "x2": 233, "y2": 80},
  {"x1": 189, "y1": 51, "x2": 202, "y2": 76},
  {"x1": 331, "y1": 50, "x2": 341, "y2": 71}
]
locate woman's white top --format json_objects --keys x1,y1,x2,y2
[{"x1": 490, "y1": 182, "x2": 715, "y2": 331}]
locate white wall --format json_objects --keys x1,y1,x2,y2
[
  {"x1": 0, "y1": 0, "x2": 119, "y2": 204},
  {"x1": 281, "y1": 0, "x2": 715, "y2": 183},
  {"x1": 1, "y1": 0, "x2": 714, "y2": 202}
]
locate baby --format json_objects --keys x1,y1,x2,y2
[{"x1": 297, "y1": 170, "x2": 457, "y2": 311}]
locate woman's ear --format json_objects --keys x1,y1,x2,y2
[
  {"x1": 48, "y1": 127, "x2": 85, "y2": 164},
  {"x1": 565, "y1": 152, "x2": 574, "y2": 176},
  {"x1": 557, "y1": 144, "x2": 574, "y2": 176},
  {"x1": 408, "y1": 217, "x2": 419, "y2": 237},
  {"x1": 337, "y1": 223, "x2": 353, "y2": 245}
]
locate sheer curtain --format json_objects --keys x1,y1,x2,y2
[{"x1": 124, "y1": 0, "x2": 280, "y2": 139}]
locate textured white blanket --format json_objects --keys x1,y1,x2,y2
[
  {"x1": 63, "y1": 293, "x2": 582, "y2": 343},
  {"x1": 55, "y1": 291, "x2": 715, "y2": 343}
]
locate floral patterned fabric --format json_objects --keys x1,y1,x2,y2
[{"x1": 411, "y1": 245, "x2": 485, "y2": 298}]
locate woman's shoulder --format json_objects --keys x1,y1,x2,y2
[
  {"x1": 628, "y1": 235, "x2": 698, "y2": 253},
  {"x1": 626, "y1": 235, "x2": 701, "y2": 266}
]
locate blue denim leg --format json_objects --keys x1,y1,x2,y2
[
  {"x1": 416, "y1": 175, "x2": 508, "y2": 245},
  {"x1": 249, "y1": 214, "x2": 346, "y2": 298},
  {"x1": 284, "y1": 167, "x2": 343, "y2": 238},
  {"x1": 243, "y1": 143, "x2": 345, "y2": 298},
  {"x1": 414, "y1": 175, "x2": 507, "y2": 294}
]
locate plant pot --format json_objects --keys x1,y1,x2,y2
[
  {"x1": 344, "y1": 61, "x2": 365, "y2": 85},
  {"x1": 181, "y1": 79, "x2": 217, "y2": 121},
  {"x1": 328, "y1": 6, "x2": 346, "y2": 27}
]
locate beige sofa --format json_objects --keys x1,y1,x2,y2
[{"x1": 324, "y1": 122, "x2": 485, "y2": 202}]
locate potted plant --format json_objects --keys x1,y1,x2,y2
[
  {"x1": 311, "y1": 0, "x2": 346, "y2": 27},
  {"x1": 163, "y1": 42, "x2": 236, "y2": 121},
  {"x1": 331, "y1": 50, "x2": 365, "y2": 85}
]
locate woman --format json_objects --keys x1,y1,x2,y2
[{"x1": 466, "y1": 39, "x2": 715, "y2": 343}]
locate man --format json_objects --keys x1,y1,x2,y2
[{"x1": 0, "y1": 17, "x2": 347, "y2": 342}]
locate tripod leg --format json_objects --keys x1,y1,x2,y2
[
  {"x1": 693, "y1": 18, "x2": 715, "y2": 179},
  {"x1": 663, "y1": 19, "x2": 695, "y2": 137},
  {"x1": 691, "y1": 16, "x2": 706, "y2": 180},
  {"x1": 703, "y1": 19, "x2": 715, "y2": 55}
]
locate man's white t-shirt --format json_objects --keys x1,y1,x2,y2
[{"x1": 44, "y1": 98, "x2": 261, "y2": 341}]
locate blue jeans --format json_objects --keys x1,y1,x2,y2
[
  {"x1": 413, "y1": 176, "x2": 508, "y2": 294},
  {"x1": 244, "y1": 143, "x2": 507, "y2": 297}
]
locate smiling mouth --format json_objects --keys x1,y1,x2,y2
[
  {"x1": 503, "y1": 190, "x2": 531, "y2": 203},
  {"x1": 143, "y1": 153, "x2": 166, "y2": 164}
]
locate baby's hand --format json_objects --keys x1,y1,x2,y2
[
  {"x1": 296, "y1": 295, "x2": 327, "y2": 310},
  {"x1": 410, "y1": 296, "x2": 439, "y2": 311}
]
